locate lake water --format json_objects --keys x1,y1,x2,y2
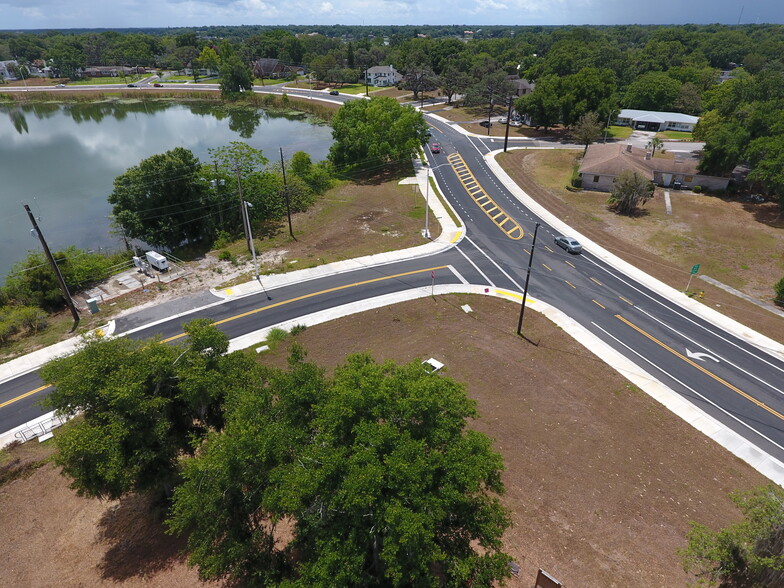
[{"x1": 0, "y1": 101, "x2": 334, "y2": 283}]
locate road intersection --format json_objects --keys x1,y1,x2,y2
[{"x1": 2, "y1": 85, "x2": 783, "y2": 484}]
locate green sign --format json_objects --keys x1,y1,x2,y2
[{"x1": 690, "y1": 264, "x2": 700, "y2": 275}]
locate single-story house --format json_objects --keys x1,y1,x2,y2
[
  {"x1": 253, "y1": 58, "x2": 299, "y2": 79},
  {"x1": 506, "y1": 74, "x2": 535, "y2": 97},
  {"x1": 578, "y1": 143, "x2": 729, "y2": 192},
  {"x1": 363, "y1": 65, "x2": 402, "y2": 87},
  {"x1": 82, "y1": 66, "x2": 147, "y2": 78},
  {"x1": 615, "y1": 109, "x2": 699, "y2": 132}
]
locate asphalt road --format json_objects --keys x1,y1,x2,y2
[{"x1": 1, "y1": 84, "x2": 782, "y2": 470}]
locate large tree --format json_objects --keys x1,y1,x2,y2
[
  {"x1": 328, "y1": 96, "x2": 427, "y2": 172},
  {"x1": 41, "y1": 320, "x2": 257, "y2": 500},
  {"x1": 218, "y1": 41, "x2": 253, "y2": 98},
  {"x1": 168, "y1": 349, "x2": 512, "y2": 586},
  {"x1": 572, "y1": 111, "x2": 603, "y2": 155},
  {"x1": 607, "y1": 170, "x2": 655, "y2": 216},
  {"x1": 108, "y1": 147, "x2": 210, "y2": 249}
]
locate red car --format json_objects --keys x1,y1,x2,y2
[
  {"x1": 153, "y1": 83, "x2": 163, "y2": 87},
  {"x1": 431, "y1": 143, "x2": 441, "y2": 153}
]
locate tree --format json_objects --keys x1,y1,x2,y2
[
  {"x1": 328, "y1": 97, "x2": 427, "y2": 172},
  {"x1": 401, "y1": 65, "x2": 438, "y2": 100},
  {"x1": 219, "y1": 41, "x2": 253, "y2": 98},
  {"x1": 109, "y1": 147, "x2": 210, "y2": 249},
  {"x1": 559, "y1": 67, "x2": 617, "y2": 128},
  {"x1": 438, "y1": 65, "x2": 471, "y2": 105},
  {"x1": 746, "y1": 134, "x2": 784, "y2": 208},
  {"x1": 623, "y1": 71, "x2": 682, "y2": 111},
  {"x1": 679, "y1": 484, "x2": 784, "y2": 587},
  {"x1": 647, "y1": 137, "x2": 664, "y2": 156},
  {"x1": 41, "y1": 320, "x2": 256, "y2": 500},
  {"x1": 47, "y1": 37, "x2": 86, "y2": 79},
  {"x1": 572, "y1": 111, "x2": 603, "y2": 155},
  {"x1": 198, "y1": 46, "x2": 219, "y2": 75},
  {"x1": 168, "y1": 349, "x2": 512, "y2": 586},
  {"x1": 517, "y1": 74, "x2": 561, "y2": 131},
  {"x1": 607, "y1": 170, "x2": 654, "y2": 215}
]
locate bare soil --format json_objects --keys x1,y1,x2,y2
[{"x1": 0, "y1": 295, "x2": 767, "y2": 587}]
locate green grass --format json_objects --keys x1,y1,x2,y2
[
  {"x1": 328, "y1": 83, "x2": 372, "y2": 95},
  {"x1": 657, "y1": 130, "x2": 693, "y2": 140},
  {"x1": 606, "y1": 125, "x2": 633, "y2": 139},
  {"x1": 67, "y1": 75, "x2": 144, "y2": 85}
]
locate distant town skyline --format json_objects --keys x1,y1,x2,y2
[{"x1": 1, "y1": 0, "x2": 782, "y2": 31}]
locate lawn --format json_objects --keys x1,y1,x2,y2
[
  {"x1": 0, "y1": 293, "x2": 768, "y2": 587},
  {"x1": 66, "y1": 75, "x2": 144, "y2": 85},
  {"x1": 658, "y1": 130, "x2": 694, "y2": 140},
  {"x1": 496, "y1": 149, "x2": 784, "y2": 344},
  {"x1": 605, "y1": 124, "x2": 633, "y2": 139}
]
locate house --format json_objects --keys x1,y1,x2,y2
[
  {"x1": 253, "y1": 58, "x2": 298, "y2": 79},
  {"x1": 578, "y1": 143, "x2": 729, "y2": 192},
  {"x1": 0, "y1": 60, "x2": 19, "y2": 81},
  {"x1": 615, "y1": 109, "x2": 699, "y2": 133},
  {"x1": 506, "y1": 75, "x2": 535, "y2": 97},
  {"x1": 363, "y1": 65, "x2": 402, "y2": 87},
  {"x1": 82, "y1": 65, "x2": 146, "y2": 78}
]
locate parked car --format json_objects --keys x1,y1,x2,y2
[
  {"x1": 55, "y1": 83, "x2": 65, "y2": 87},
  {"x1": 431, "y1": 143, "x2": 441, "y2": 153},
  {"x1": 153, "y1": 83, "x2": 163, "y2": 87},
  {"x1": 127, "y1": 83, "x2": 137, "y2": 88},
  {"x1": 329, "y1": 90, "x2": 339, "y2": 95},
  {"x1": 479, "y1": 120, "x2": 491, "y2": 128},
  {"x1": 510, "y1": 120, "x2": 522, "y2": 127},
  {"x1": 498, "y1": 117, "x2": 508, "y2": 124},
  {"x1": 554, "y1": 236, "x2": 582, "y2": 254}
]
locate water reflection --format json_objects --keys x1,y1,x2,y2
[{"x1": 0, "y1": 101, "x2": 333, "y2": 282}]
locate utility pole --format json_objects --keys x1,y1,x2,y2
[
  {"x1": 517, "y1": 222, "x2": 540, "y2": 336},
  {"x1": 503, "y1": 96, "x2": 514, "y2": 152},
  {"x1": 365, "y1": 64, "x2": 369, "y2": 97},
  {"x1": 233, "y1": 162, "x2": 252, "y2": 252},
  {"x1": 24, "y1": 204, "x2": 80, "y2": 330},
  {"x1": 279, "y1": 147, "x2": 296, "y2": 240}
]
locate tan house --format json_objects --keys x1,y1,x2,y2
[{"x1": 578, "y1": 144, "x2": 729, "y2": 192}]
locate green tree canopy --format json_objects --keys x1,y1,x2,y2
[
  {"x1": 168, "y1": 348, "x2": 512, "y2": 586},
  {"x1": 623, "y1": 71, "x2": 682, "y2": 111},
  {"x1": 607, "y1": 170, "x2": 655, "y2": 216},
  {"x1": 328, "y1": 97, "x2": 427, "y2": 172},
  {"x1": 108, "y1": 147, "x2": 210, "y2": 249},
  {"x1": 41, "y1": 320, "x2": 256, "y2": 500},
  {"x1": 572, "y1": 111, "x2": 603, "y2": 155}
]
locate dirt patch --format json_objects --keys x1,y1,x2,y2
[
  {"x1": 0, "y1": 295, "x2": 765, "y2": 587},
  {"x1": 497, "y1": 149, "x2": 784, "y2": 345}
]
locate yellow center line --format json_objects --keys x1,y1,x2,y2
[
  {"x1": 542, "y1": 264, "x2": 552, "y2": 272},
  {"x1": 592, "y1": 300, "x2": 606, "y2": 309},
  {"x1": 619, "y1": 296, "x2": 633, "y2": 305},
  {"x1": 615, "y1": 314, "x2": 784, "y2": 421},
  {"x1": 544, "y1": 245, "x2": 554, "y2": 253},
  {"x1": 590, "y1": 277, "x2": 603, "y2": 286},
  {"x1": 565, "y1": 280, "x2": 576, "y2": 289},
  {"x1": 162, "y1": 265, "x2": 450, "y2": 343},
  {"x1": 564, "y1": 260, "x2": 575, "y2": 268},
  {"x1": 0, "y1": 384, "x2": 51, "y2": 409}
]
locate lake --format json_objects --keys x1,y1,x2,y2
[{"x1": 0, "y1": 100, "x2": 334, "y2": 283}]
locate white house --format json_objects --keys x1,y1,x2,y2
[
  {"x1": 364, "y1": 65, "x2": 402, "y2": 87},
  {"x1": 615, "y1": 109, "x2": 700, "y2": 132}
]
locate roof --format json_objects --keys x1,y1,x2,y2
[
  {"x1": 618, "y1": 109, "x2": 699, "y2": 125},
  {"x1": 366, "y1": 65, "x2": 397, "y2": 74},
  {"x1": 579, "y1": 143, "x2": 700, "y2": 179}
]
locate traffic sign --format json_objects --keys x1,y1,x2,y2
[{"x1": 690, "y1": 264, "x2": 700, "y2": 275}]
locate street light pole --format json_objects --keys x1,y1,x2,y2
[
  {"x1": 244, "y1": 201, "x2": 270, "y2": 300},
  {"x1": 503, "y1": 95, "x2": 514, "y2": 152},
  {"x1": 517, "y1": 222, "x2": 540, "y2": 336}
]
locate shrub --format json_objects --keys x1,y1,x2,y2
[
  {"x1": 290, "y1": 324, "x2": 307, "y2": 336},
  {"x1": 775, "y1": 276, "x2": 784, "y2": 307},
  {"x1": 693, "y1": 185, "x2": 702, "y2": 193},
  {"x1": 218, "y1": 250, "x2": 234, "y2": 262},
  {"x1": 213, "y1": 230, "x2": 233, "y2": 249}
]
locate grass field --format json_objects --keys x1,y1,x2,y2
[{"x1": 657, "y1": 130, "x2": 694, "y2": 140}]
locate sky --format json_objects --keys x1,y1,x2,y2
[{"x1": 1, "y1": 0, "x2": 782, "y2": 30}]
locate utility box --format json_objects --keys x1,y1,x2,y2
[
  {"x1": 86, "y1": 298, "x2": 100, "y2": 314},
  {"x1": 145, "y1": 251, "x2": 169, "y2": 272}
]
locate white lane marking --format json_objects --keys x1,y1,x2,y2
[
  {"x1": 464, "y1": 235, "x2": 524, "y2": 291},
  {"x1": 637, "y1": 306, "x2": 784, "y2": 397},
  {"x1": 455, "y1": 245, "x2": 496, "y2": 288},
  {"x1": 686, "y1": 349, "x2": 720, "y2": 362},
  {"x1": 448, "y1": 264, "x2": 470, "y2": 285},
  {"x1": 582, "y1": 255, "x2": 784, "y2": 373},
  {"x1": 592, "y1": 322, "x2": 784, "y2": 454}
]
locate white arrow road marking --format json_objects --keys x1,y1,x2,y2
[{"x1": 686, "y1": 348, "x2": 720, "y2": 362}]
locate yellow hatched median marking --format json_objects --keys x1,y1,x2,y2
[
  {"x1": 446, "y1": 152, "x2": 524, "y2": 241},
  {"x1": 616, "y1": 314, "x2": 784, "y2": 422}
]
